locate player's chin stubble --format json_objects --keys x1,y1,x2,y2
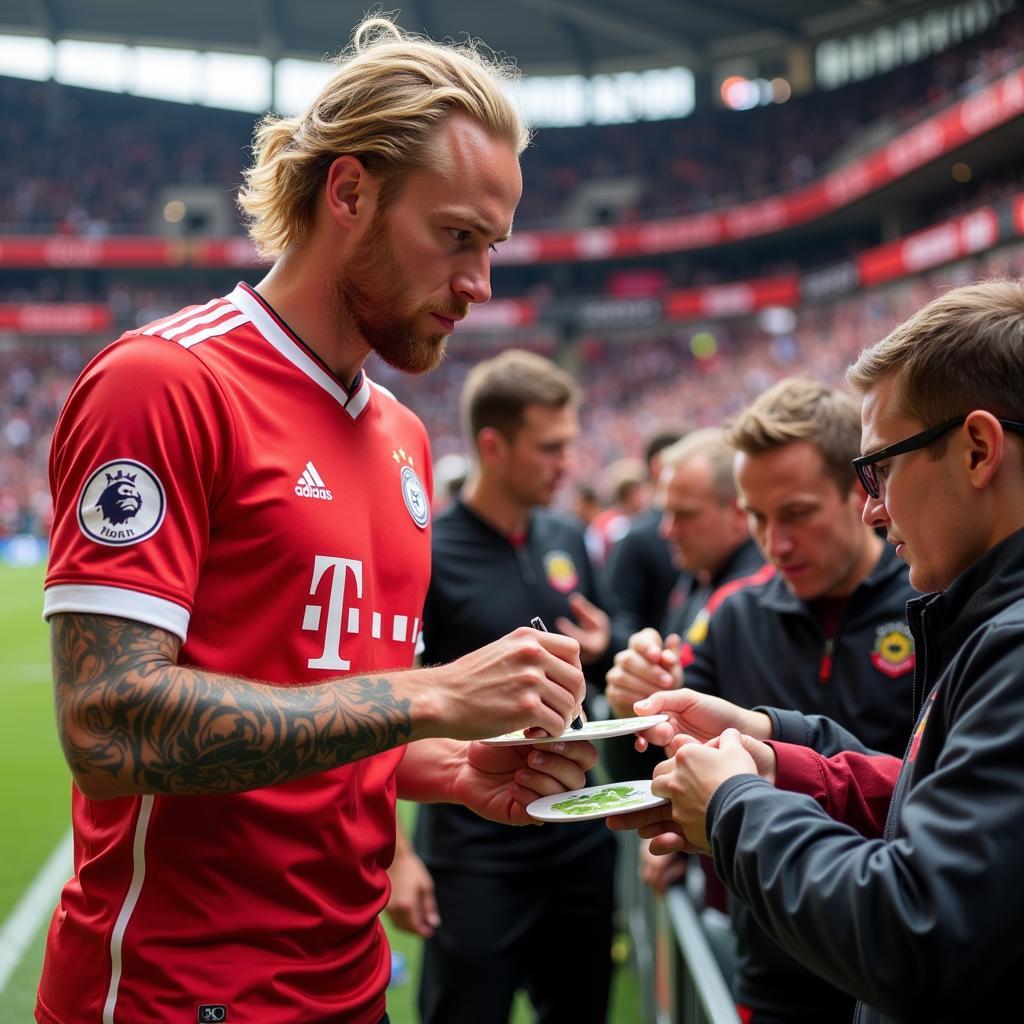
[{"x1": 330, "y1": 220, "x2": 453, "y2": 375}]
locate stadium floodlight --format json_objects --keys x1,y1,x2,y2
[
  {"x1": 131, "y1": 46, "x2": 200, "y2": 103},
  {"x1": 55, "y1": 40, "x2": 127, "y2": 93},
  {"x1": 275, "y1": 58, "x2": 336, "y2": 115},
  {"x1": 0, "y1": 34, "x2": 53, "y2": 81},
  {"x1": 506, "y1": 67, "x2": 694, "y2": 128},
  {"x1": 200, "y1": 52, "x2": 271, "y2": 114}
]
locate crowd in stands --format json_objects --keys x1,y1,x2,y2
[
  {"x1": 2, "y1": 164, "x2": 1021, "y2": 323},
  {"x1": 373, "y1": 240, "x2": 1024, "y2": 491},
  {"x1": 1, "y1": 9, "x2": 1020, "y2": 234},
  {"x1": 2, "y1": 9, "x2": 1022, "y2": 538},
  {"x1": 7, "y1": 243, "x2": 1019, "y2": 539},
  {"x1": 0, "y1": 336, "x2": 101, "y2": 536}
]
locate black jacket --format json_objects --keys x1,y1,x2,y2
[
  {"x1": 688, "y1": 542, "x2": 916, "y2": 1018},
  {"x1": 606, "y1": 507, "x2": 682, "y2": 637},
  {"x1": 708, "y1": 527, "x2": 1024, "y2": 1023}
]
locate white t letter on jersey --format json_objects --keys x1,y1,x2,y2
[{"x1": 304, "y1": 556, "x2": 364, "y2": 670}]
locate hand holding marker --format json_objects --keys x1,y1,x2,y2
[{"x1": 531, "y1": 616, "x2": 585, "y2": 730}]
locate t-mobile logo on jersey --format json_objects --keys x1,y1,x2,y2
[{"x1": 302, "y1": 555, "x2": 421, "y2": 670}]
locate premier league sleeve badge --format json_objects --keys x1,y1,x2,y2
[{"x1": 77, "y1": 458, "x2": 167, "y2": 546}]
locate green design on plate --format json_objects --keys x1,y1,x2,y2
[{"x1": 550, "y1": 785, "x2": 647, "y2": 816}]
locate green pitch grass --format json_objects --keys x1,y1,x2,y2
[
  {"x1": 0, "y1": 562, "x2": 68, "y2": 1020},
  {"x1": 0, "y1": 563, "x2": 640, "y2": 1022}
]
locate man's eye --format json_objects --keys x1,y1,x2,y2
[
  {"x1": 449, "y1": 229, "x2": 471, "y2": 243},
  {"x1": 876, "y1": 463, "x2": 890, "y2": 479}
]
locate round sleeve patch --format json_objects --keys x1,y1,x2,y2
[{"x1": 77, "y1": 459, "x2": 167, "y2": 546}]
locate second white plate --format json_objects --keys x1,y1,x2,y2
[
  {"x1": 527, "y1": 779, "x2": 669, "y2": 822},
  {"x1": 480, "y1": 714, "x2": 668, "y2": 746}
]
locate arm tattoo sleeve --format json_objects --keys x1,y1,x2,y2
[{"x1": 51, "y1": 613, "x2": 413, "y2": 795}]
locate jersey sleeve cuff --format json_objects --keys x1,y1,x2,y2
[{"x1": 43, "y1": 584, "x2": 190, "y2": 641}]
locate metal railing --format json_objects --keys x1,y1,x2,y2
[{"x1": 617, "y1": 835, "x2": 740, "y2": 1024}]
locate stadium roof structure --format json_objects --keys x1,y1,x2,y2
[{"x1": 0, "y1": 0, "x2": 963, "y2": 74}]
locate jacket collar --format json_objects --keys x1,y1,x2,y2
[{"x1": 907, "y1": 525, "x2": 1024, "y2": 679}]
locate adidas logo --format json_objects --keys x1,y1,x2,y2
[{"x1": 295, "y1": 461, "x2": 333, "y2": 501}]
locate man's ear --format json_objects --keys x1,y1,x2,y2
[
  {"x1": 325, "y1": 155, "x2": 375, "y2": 226},
  {"x1": 476, "y1": 426, "x2": 507, "y2": 467},
  {"x1": 962, "y1": 410, "x2": 1004, "y2": 490}
]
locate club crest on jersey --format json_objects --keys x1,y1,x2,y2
[
  {"x1": 78, "y1": 459, "x2": 166, "y2": 546},
  {"x1": 870, "y1": 621, "x2": 915, "y2": 678},
  {"x1": 543, "y1": 550, "x2": 578, "y2": 593}
]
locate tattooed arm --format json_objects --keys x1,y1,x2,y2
[{"x1": 51, "y1": 613, "x2": 586, "y2": 799}]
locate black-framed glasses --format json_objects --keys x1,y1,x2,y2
[{"x1": 853, "y1": 415, "x2": 1024, "y2": 499}]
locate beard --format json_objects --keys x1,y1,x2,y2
[{"x1": 331, "y1": 209, "x2": 466, "y2": 376}]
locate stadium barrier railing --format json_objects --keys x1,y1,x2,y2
[{"x1": 617, "y1": 833, "x2": 740, "y2": 1024}]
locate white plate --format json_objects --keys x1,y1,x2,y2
[
  {"x1": 479, "y1": 714, "x2": 669, "y2": 746},
  {"x1": 527, "y1": 779, "x2": 669, "y2": 822}
]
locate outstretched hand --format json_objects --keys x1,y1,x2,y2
[
  {"x1": 633, "y1": 687, "x2": 772, "y2": 752},
  {"x1": 608, "y1": 729, "x2": 769, "y2": 853}
]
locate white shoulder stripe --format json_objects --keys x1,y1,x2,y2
[
  {"x1": 162, "y1": 303, "x2": 242, "y2": 340},
  {"x1": 175, "y1": 313, "x2": 250, "y2": 349},
  {"x1": 142, "y1": 297, "x2": 224, "y2": 336}
]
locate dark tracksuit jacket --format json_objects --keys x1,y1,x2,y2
[
  {"x1": 602, "y1": 538, "x2": 766, "y2": 785},
  {"x1": 606, "y1": 507, "x2": 682, "y2": 638},
  {"x1": 686, "y1": 544, "x2": 916, "y2": 1020},
  {"x1": 708, "y1": 527, "x2": 1024, "y2": 1023}
]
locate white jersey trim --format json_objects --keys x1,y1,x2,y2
[
  {"x1": 142, "y1": 298, "x2": 224, "y2": 336},
  {"x1": 175, "y1": 313, "x2": 250, "y2": 349},
  {"x1": 102, "y1": 794, "x2": 155, "y2": 1024},
  {"x1": 228, "y1": 284, "x2": 373, "y2": 421},
  {"x1": 43, "y1": 584, "x2": 190, "y2": 641}
]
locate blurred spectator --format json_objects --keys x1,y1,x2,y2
[{"x1": 585, "y1": 456, "x2": 648, "y2": 567}]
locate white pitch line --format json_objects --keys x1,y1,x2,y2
[{"x1": 0, "y1": 829, "x2": 73, "y2": 994}]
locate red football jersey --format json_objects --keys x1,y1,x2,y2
[{"x1": 39, "y1": 284, "x2": 433, "y2": 1024}]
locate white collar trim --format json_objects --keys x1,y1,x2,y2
[{"x1": 228, "y1": 284, "x2": 372, "y2": 421}]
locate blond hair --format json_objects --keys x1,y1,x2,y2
[
  {"x1": 847, "y1": 279, "x2": 1024, "y2": 425},
  {"x1": 238, "y1": 17, "x2": 528, "y2": 257},
  {"x1": 726, "y1": 378, "x2": 862, "y2": 493},
  {"x1": 461, "y1": 349, "x2": 579, "y2": 443}
]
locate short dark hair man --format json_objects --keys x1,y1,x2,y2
[{"x1": 412, "y1": 348, "x2": 619, "y2": 1024}]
